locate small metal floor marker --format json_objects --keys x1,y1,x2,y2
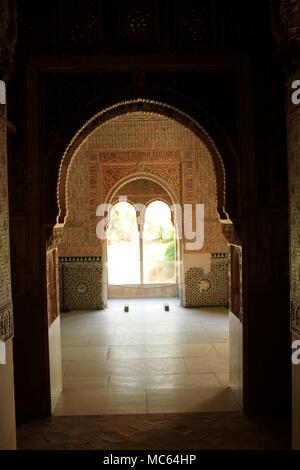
[{"x1": 164, "y1": 303, "x2": 170, "y2": 311}]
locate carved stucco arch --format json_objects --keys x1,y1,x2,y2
[
  {"x1": 109, "y1": 178, "x2": 176, "y2": 236},
  {"x1": 111, "y1": 195, "x2": 172, "y2": 209},
  {"x1": 106, "y1": 173, "x2": 179, "y2": 208},
  {"x1": 57, "y1": 99, "x2": 229, "y2": 226},
  {"x1": 107, "y1": 174, "x2": 178, "y2": 237}
]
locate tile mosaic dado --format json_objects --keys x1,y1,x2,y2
[
  {"x1": 184, "y1": 255, "x2": 229, "y2": 307},
  {"x1": 59, "y1": 257, "x2": 104, "y2": 311}
]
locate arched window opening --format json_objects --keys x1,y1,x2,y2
[
  {"x1": 107, "y1": 201, "x2": 140, "y2": 285},
  {"x1": 107, "y1": 200, "x2": 176, "y2": 285},
  {"x1": 143, "y1": 201, "x2": 176, "y2": 284}
]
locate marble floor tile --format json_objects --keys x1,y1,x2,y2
[
  {"x1": 109, "y1": 343, "x2": 218, "y2": 359},
  {"x1": 60, "y1": 324, "x2": 116, "y2": 335},
  {"x1": 108, "y1": 373, "x2": 221, "y2": 391},
  {"x1": 54, "y1": 390, "x2": 147, "y2": 416},
  {"x1": 215, "y1": 373, "x2": 230, "y2": 388},
  {"x1": 114, "y1": 325, "x2": 175, "y2": 335},
  {"x1": 185, "y1": 331, "x2": 228, "y2": 343},
  {"x1": 90, "y1": 332, "x2": 189, "y2": 346},
  {"x1": 62, "y1": 346, "x2": 109, "y2": 361},
  {"x1": 65, "y1": 358, "x2": 189, "y2": 377},
  {"x1": 213, "y1": 342, "x2": 229, "y2": 357},
  {"x1": 63, "y1": 376, "x2": 109, "y2": 391},
  {"x1": 62, "y1": 361, "x2": 70, "y2": 377},
  {"x1": 61, "y1": 334, "x2": 92, "y2": 346},
  {"x1": 59, "y1": 300, "x2": 230, "y2": 415},
  {"x1": 51, "y1": 391, "x2": 61, "y2": 411},
  {"x1": 146, "y1": 388, "x2": 240, "y2": 413},
  {"x1": 185, "y1": 357, "x2": 228, "y2": 374}
]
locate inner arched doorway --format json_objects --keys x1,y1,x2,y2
[
  {"x1": 105, "y1": 177, "x2": 180, "y2": 300},
  {"x1": 47, "y1": 101, "x2": 242, "y2": 416},
  {"x1": 106, "y1": 199, "x2": 177, "y2": 289}
]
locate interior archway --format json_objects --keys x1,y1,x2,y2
[
  {"x1": 5, "y1": 2, "x2": 293, "y2": 449},
  {"x1": 56, "y1": 99, "x2": 232, "y2": 225},
  {"x1": 48, "y1": 106, "x2": 242, "y2": 417},
  {"x1": 54, "y1": 110, "x2": 230, "y2": 306}
]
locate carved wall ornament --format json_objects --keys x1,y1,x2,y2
[
  {"x1": 229, "y1": 245, "x2": 243, "y2": 322},
  {"x1": 176, "y1": 3, "x2": 210, "y2": 44},
  {"x1": 121, "y1": 0, "x2": 155, "y2": 41},
  {"x1": 287, "y1": 82, "x2": 300, "y2": 323},
  {"x1": 0, "y1": 105, "x2": 14, "y2": 341},
  {"x1": 280, "y1": 0, "x2": 300, "y2": 43},
  {"x1": 0, "y1": 0, "x2": 17, "y2": 81},
  {"x1": 64, "y1": 0, "x2": 101, "y2": 48},
  {"x1": 46, "y1": 248, "x2": 60, "y2": 326},
  {"x1": 273, "y1": 0, "x2": 300, "y2": 73},
  {"x1": 291, "y1": 295, "x2": 300, "y2": 337},
  {"x1": 0, "y1": 0, "x2": 16, "y2": 341},
  {"x1": 221, "y1": 220, "x2": 241, "y2": 245},
  {"x1": 0, "y1": 301, "x2": 13, "y2": 342},
  {"x1": 103, "y1": 163, "x2": 181, "y2": 202}
]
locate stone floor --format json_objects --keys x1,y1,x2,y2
[
  {"x1": 56, "y1": 299, "x2": 238, "y2": 415},
  {"x1": 19, "y1": 300, "x2": 290, "y2": 450},
  {"x1": 17, "y1": 412, "x2": 291, "y2": 450}
]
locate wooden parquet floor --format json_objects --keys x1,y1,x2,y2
[{"x1": 17, "y1": 411, "x2": 290, "y2": 450}]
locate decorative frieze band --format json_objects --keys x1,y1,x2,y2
[
  {"x1": 59, "y1": 256, "x2": 101, "y2": 262},
  {"x1": 212, "y1": 252, "x2": 228, "y2": 259}
]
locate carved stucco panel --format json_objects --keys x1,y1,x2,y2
[
  {"x1": 288, "y1": 74, "x2": 300, "y2": 335},
  {"x1": 0, "y1": 105, "x2": 13, "y2": 341}
]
